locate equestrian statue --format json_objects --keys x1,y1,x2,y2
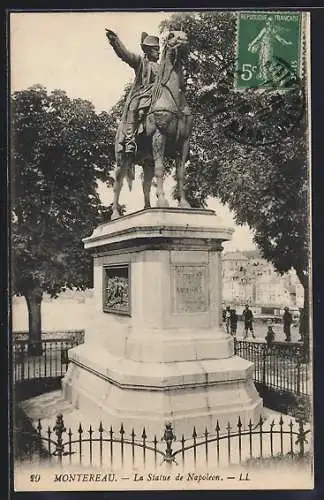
[{"x1": 105, "y1": 28, "x2": 193, "y2": 219}]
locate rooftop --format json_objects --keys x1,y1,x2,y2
[{"x1": 223, "y1": 251, "x2": 249, "y2": 261}]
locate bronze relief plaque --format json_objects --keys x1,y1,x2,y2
[{"x1": 103, "y1": 265, "x2": 130, "y2": 315}]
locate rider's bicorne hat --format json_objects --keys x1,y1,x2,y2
[{"x1": 141, "y1": 33, "x2": 160, "y2": 48}]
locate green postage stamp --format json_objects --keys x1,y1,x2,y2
[{"x1": 236, "y1": 11, "x2": 302, "y2": 89}]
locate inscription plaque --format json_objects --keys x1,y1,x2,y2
[{"x1": 173, "y1": 265, "x2": 208, "y2": 313}]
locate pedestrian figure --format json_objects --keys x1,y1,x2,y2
[
  {"x1": 283, "y1": 306, "x2": 293, "y2": 342},
  {"x1": 265, "y1": 325, "x2": 275, "y2": 347},
  {"x1": 298, "y1": 307, "x2": 308, "y2": 344},
  {"x1": 225, "y1": 305, "x2": 231, "y2": 334},
  {"x1": 242, "y1": 305, "x2": 256, "y2": 339},
  {"x1": 230, "y1": 308, "x2": 238, "y2": 336},
  {"x1": 222, "y1": 306, "x2": 226, "y2": 323}
]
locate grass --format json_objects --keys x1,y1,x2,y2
[
  {"x1": 14, "y1": 377, "x2": 62, "y2": 403},
  {"x1": 255, "y1": 384, "x2": 311, "y2": 421}
]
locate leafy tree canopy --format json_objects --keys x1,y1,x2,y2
[{"x1": 11, "y1": 84, "x2": 117, "y2": 301}]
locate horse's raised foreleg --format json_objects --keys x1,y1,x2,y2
[
  {"x1": 152, "y1": 131, "x2": 169, "y2": 208},
  {"x1": 177, "y1": 136, "x2": 191, "y2": 209},
  {"x1": 111, "y1": 156, "x2": 128, "y2": 220},
  {"x1": 142, "y1": 159, "x2": 154, "y2": 209}
]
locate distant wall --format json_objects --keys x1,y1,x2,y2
[{"x1": 12, "y1": 290, "x2": 95, "y2": 332}]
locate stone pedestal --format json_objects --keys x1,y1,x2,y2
[{"x1": 62, "y1": 208, "x2": 262, "y2": 435}]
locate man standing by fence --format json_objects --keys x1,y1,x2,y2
[
  {"x1": 283, "y1": 306, "x2": 293, "y2": 342},
  {"x1": 242, "y1": 305, "x2": 256, "y2": 339},
  {"x1": 225, "y1": 305, "x2": 231, "y2": 334},
  {"x1": 230, "y1": 308, "x2": 238, "y2": 336},
  {"x1": 265, "y1": 324, "x2": 275, "y2": 347}
]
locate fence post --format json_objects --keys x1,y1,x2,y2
[
  {"x1": 296, "y1": 357, "x2": 301, "y2": 396},
  {"x1": 21, "y1": 343, "x2": 25, "y2": 381},
  {"x1": 78, "y1": 423, "x2": 83, "y2": 466},
  {"x1": 204, "y1": 427, "x2": 209, "y2": 464},
  {"x1": 262, "y1": 344, "x2": 267, "y2": 386},
  {"x1": 227, "y1": 422, "x2": 231, "y2": 465},
  {"x1": 295, "y1": 418, "x2": 309, "y2": 459},
  {"x1": 162, "y1": 422, "x2": 176, "y2": 465},
  {"x1": 44, "y1": 342, "x2": 47, "y2": 377},
  {"x1": 53, "y1": 413, "x2": 66, "y2": 462},
  {"x1": 131, "y1": 428, "x2": 135, "y2": 466},
  {"x1": 99, "y1": 422, "x2": 103, "y2": 467},
  {"x1": 153, "y1": 435, "x2": 158, "y2": 468},
  {"x1": 120, "y1": 423, "x2": 125, "y2": 467},
  {"x1": 36, "y1": 419, "x2": 42, "y2": 463},
  {"x1": 216, "y1": 421, "x2": 220, "y2": 465},
  {"x1": 142, "y1": 427, "x2": 147, "y2": 467}
]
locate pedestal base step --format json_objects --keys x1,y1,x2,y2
[{"x1": 62, "y1": 346, "x2": 262, "y2": 435}]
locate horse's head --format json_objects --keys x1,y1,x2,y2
[{"x1": 164, "y1": 30, "x2": 189, "y2": 58}]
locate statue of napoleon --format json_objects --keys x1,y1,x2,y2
[{"x1": 106, "y1": 28, "x2": 193, "y2": 219}]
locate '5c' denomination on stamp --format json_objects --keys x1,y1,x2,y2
[{"x1": 236, "y1": 11, "x2": 302, "y2": 89}]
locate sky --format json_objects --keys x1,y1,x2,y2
[{"x1": 10, "y1": 11, "x2": 255, "y2": 252}]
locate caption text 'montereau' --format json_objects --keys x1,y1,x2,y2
[{"x1": 49, "y1": 471, "x2": 251, "y2": 484}]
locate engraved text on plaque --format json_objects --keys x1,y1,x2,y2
[{"x1": 173, "y1": 265, "x2": 208, "y2": 313}]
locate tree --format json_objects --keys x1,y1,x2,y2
[
  {"x1": 11, "y1": 85, "x2": 116, "y2": 354},
  {"x1": 160, "y1": 12, "x2": 310, "y2": 337}
]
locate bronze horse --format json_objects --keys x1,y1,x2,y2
[{"x1": 111, "y1": 31, "x2": 193, "y2": 220}]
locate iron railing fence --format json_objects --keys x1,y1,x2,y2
[
  {"x1": 12, "y1": 330, "x2": 85, "y2": 343},
  {"x1": 13, "y1": 337, "x2": 310, "y2": 398},
  {"x1": 14, "y1": 413, "x2": 311, "y2": 469},
  {"x1": 234, "y1": 340, "x2": 310, "y2": 396},
  {"x1": 13, "y1": 335, "x2": 84, "y2": 383}
]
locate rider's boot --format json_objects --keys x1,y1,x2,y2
[{"x1": 137, "y1": 109, "x2": 145, "y2": 134}]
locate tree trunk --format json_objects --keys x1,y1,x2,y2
[
  {"x1": 301, "y1": 280, "x2": 309, "y2": 349},
  {"x1": 295, "y1": 268, "x2": 309, "y2": 349},
  {"x1": 24, "y1": 287, "x2": 43, "y2": 356}
]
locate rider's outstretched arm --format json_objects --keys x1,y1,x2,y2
[{"x1": 106, "y1": 29, "x2": 141, "y2": 70}]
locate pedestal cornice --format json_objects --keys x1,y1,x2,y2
[{"x1": 83, "y1": 208, "x2": 234, "y2": 252}]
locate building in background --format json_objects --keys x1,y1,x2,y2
[
  {"x1": 222, "y1": 251, "x2": 304, "y2": 314},
  {"x1": 222, "y1": 252, "x2": 254, "y2": 306}
]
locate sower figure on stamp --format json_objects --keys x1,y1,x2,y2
[{"x1": 248, "y1": 17, "x2": 293, "y2": 83}]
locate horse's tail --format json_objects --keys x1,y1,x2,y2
[{"x1": 127, "y1": 164, "x2": 135, "y2": 191}]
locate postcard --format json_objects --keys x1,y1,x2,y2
[{"x1": 10, "y1": 9, "x2": 313, "y2": 491}]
